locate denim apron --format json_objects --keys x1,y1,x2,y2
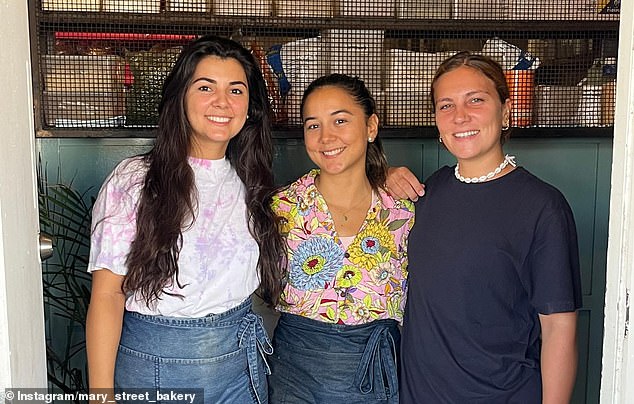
[
  {"x1": 268, "y1": 313, "x2": 400, "y2": 404},
  {"x1": 114, "y1": 297, "x2": 272, "y2": 404}
]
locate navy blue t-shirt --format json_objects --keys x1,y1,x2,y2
[{"x1": 400, "y1": 166, "x2": 582, "y2": 404}]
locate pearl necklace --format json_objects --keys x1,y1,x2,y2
[{"x1": 454, "y1": 154, "x2": 517, "y2": 183}]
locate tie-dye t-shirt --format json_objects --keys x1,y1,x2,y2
[
  {"x1": 272, "y1": 169, "x2": 415, "y2": 325},
  {"x1": 88, "y1": 156, "x2": 259, "y2": 317}
]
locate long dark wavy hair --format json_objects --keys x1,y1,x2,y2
[
  {"x1": 300, "y1": 73, "x2": 389, "y2": 190},
  {"x1": 123, "y1": 35, "x2": 287, "y2": 307}
]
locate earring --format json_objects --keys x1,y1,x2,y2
[
  {"x1": 438, "y1": 136, "x2": 443, "y2": 144},
  {"x1": 246, "y1": 114, "x2": 250, "y2": 120},
  {"x1": 502, "y1": 121, "x2": 509, "y2": 131},
  {"x1": 368, "y1": 137, "x2": 374, "y2": 143}
]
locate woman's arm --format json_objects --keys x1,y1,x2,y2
[
  {"x1": 386, "y1": 166, "x2": 425, "y2": 201},
  {"x1": 539, "y1": 311, "x2": 578, "y2": 404},
  {"x1": 86, "y1": 269, "x2": 126, "y2": 390}
]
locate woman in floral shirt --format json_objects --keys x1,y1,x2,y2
[{"x1": 268, "y1": 74, "x2": 415, "y2": 403}]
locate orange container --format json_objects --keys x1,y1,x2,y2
[
  {"x1": 601, "y1": 81, "x2": 616, "y2": 126},
  {"x1": 505, "y1": 70, "x2": 535, "y2": 127}
]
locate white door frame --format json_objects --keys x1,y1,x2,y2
[
  {"x1": 0, "y1": 0, "x2": 47, "y2": 387},
  {"x1": 601, "y1": 0, "x2": 634, "y2": 402}
]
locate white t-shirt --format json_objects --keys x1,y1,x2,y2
[{"x1": 88, "y1": 156, "x2": 260, "y2": 317}]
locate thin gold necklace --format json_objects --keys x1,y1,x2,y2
[{"x1": 329, "y1": 189, "x2": 372, "y2": 222}]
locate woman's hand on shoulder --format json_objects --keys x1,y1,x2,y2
[{"x1": 386, "y1": 166, "x2": 425, "y2": 201}]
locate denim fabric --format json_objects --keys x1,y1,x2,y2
[
  {"x1": 268, "y1": 313, "x2": 400, "y2": 404},
  {"x1": 114, "y1": 297, "x2": 272, "y2": 404}
]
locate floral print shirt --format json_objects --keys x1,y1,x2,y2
[{"x1": 272, "y1": 169, "x2": 415, "y2": 325}]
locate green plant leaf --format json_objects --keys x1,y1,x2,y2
[{"x1": 38, "y1": 157, "x2": 93, "y2": 398}]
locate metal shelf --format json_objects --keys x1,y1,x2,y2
[
  {"x1": 32, "y1": 2, "x2": 620, "y2": 139},
  {"x1": 36, "y1": 126, "x2": 614, "y2": 139},
  {"x1": 37, "y1": 11, "x2": 620, "y2": 36}
]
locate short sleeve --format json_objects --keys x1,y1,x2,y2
[
  {"x1": 525, "y1": 195, "x2": 582, "y2": 314},
  {"x1": 87, "y1": 158, "x2": 145, "y2": 275}
]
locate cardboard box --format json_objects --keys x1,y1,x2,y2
[
  {"x1": 102, "y1": 0, "x2": 160, "y2": 13},
  {"x1": 167, "y1": 0, "x2": 210, "y2": 12},
  {"x1": 534, "y1": 85, "x2": 581, "y2": 127},
  {"x1": 42, "y1": 55, "x2": 126, "y2": 93},
  {"x1": 324, "y1": 29, "x2": 384, "y2": 94},
  {"x1": 41, "y1": 0, "x2": 100, "y2": 11},
  {"x1": 214, "y1": 0, "x2": 272, "y2": 15},
  {"x1": 276, "y1": 0, "x2": 334, "y2": 17},
  {"x1": 43, "y1": 91, "x2": 125, "y2": 127},
  {"x1": 339, "y1": 0, "x2": 395, "y2": 17},
  {"x1": 398, "y1": 0, "x2": 451, "y2": 19},
  {"x1": 453, "y1": 0, "x2": 508, "y2": 19},
  {"x1": 509, "y1": 0, "x2": 619, "y2": 20},
  {"x1": 386, "y1": 49, "x2": 456, "y2": 90},
  {"x1": 578, "y1": 85, "x2": 602, "y2": 127},
  {"x1": 384, "y1": 88, "x2": 434, "y2": 126}
]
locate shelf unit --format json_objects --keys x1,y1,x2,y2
[{"x1": 30, "y1": 1, "x2": 620, "y2": 138}]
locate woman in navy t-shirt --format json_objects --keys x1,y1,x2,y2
[{"x1": 387, "y1": 51, "x2": 582, "y2": 403}]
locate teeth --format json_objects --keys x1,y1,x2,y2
[
  {"x1": 323, "y1": 147, "x2": 344, "y2": 156},
  {"x1": 455, "y1": 130, "x2": 478, "y2": 138},
  {"x1": 207, "y1": 116, "x2": 231, "y2": 123}
]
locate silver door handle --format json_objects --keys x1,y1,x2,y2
[{"x1": 39, "y1": 233, "x2": 54, "y2": 261}]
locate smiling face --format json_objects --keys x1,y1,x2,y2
[
  {"x1": 185, "y1": 55, "x2": 249, "y2": 159},
  {"x1": 302, "y1": 85, "x2": 378, "y2": 178},
  {"x1": 433, "y1": 65, "x2": 511, "y2": 171}
]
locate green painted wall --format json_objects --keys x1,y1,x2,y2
[{"x1": 37, "y1": 136, "x2": 611, "y2": 403}]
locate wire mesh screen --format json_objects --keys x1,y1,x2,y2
[{"x1": 34, "y1": 0, "x2": 620, "y2": 133}]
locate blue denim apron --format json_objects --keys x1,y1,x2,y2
[
  {"x1": 115, "y1": 297, "x2": 272, "y2": 404},
  {"x1": 268, "y1": 313, "x2": 400, "y2": 404}
]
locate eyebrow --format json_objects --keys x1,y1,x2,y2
[
  {"x1": 303, "y1": 109, "x2": 352, "y2": 124},
  {"x1": 465, "y1": 90, "x2": 490, "y2": 97},
  {"x1": 192, "y1": 77, "x2": 248, "y2": 87},
  {"x1": 436, "y1": 90, "x2": 490, "y2": 103}
]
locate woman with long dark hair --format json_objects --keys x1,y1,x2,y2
[
  {"x1": 268, "y1": 74, "x2": 415, "y2": 403},
  {"x1": 86, "y1": 35, "x2": 286, "y2": 404}
]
